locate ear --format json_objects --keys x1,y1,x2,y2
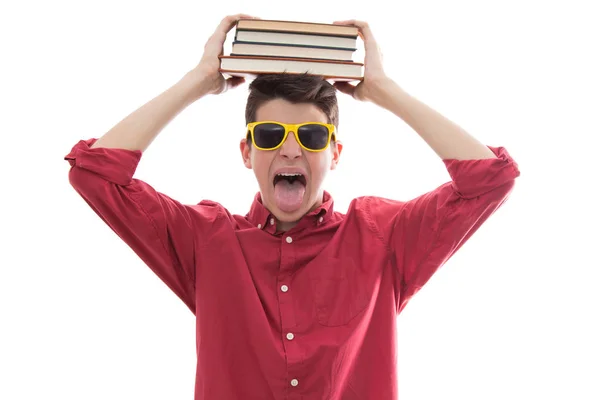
[
  {"x1": 329, "y1": 140, "x2": 343, "y2": 170},
  {"x1": 240, "y1": 137, "x2": 252, "y2": 169}
]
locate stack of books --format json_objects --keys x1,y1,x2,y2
[{"x1": 219, "y1": 19, "x2": 364, "y2": 81}]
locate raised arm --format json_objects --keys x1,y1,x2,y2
[
  {"x1": 65, "y1": 14, "x2": 257, "y2": 313},
  {"x1": 332, "y1": 19, "x2": 520, "y2": 312}
]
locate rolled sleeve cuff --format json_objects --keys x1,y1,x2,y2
[
  {"x1": 442, "y1": 146, "x2": 520, "y2": 199},
  {"x1": 64, "y1": 138, "x2": 142, "y2": 186}
]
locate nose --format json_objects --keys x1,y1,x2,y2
[{"x1": 279, "y1": 130, "x2": 302, "y2": 159}]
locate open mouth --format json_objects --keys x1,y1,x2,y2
[{"x1": 273, "y1": 173, "x2": 307, "y2": 186}]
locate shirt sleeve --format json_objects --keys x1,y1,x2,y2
[
  {"x1": 64, "y1": 138, "x2": 219, "y2": 314},
  {"x1": 365, "y1": 146, "x2": 520, "y2": 314}
]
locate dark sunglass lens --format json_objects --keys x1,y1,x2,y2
[
  {"x1": 298, "y1": 124, "x2": 329, "y2": 150},
  {"x1": 254, "y1": 123, "x2": 285, "y2": 148}
]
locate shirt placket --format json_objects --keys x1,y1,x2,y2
[{"x1": 277, "y1": 231, "x2": 303, "y2": 399}]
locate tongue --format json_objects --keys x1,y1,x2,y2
[{"x1": 274, "y1": 180, "x2": 306, "y2": 213}]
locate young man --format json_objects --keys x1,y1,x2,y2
[{"x1": 65, "y1": 14, "x2": 520, "y2": 400}]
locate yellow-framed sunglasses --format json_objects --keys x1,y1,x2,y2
[{"x1": 246, "y1": 121, "x2": 337, "y2": 152}]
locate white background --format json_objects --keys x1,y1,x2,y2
[{"x1": 1, "y1": 0, "x2": 599, "y2": 399}]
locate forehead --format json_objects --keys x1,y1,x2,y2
[{"x1": 255, "y1": 98, "x2": 328, "y2": 124}]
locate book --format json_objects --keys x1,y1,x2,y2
[
  {"x1": 219, "y1": 19, "x2": 364, "y2": 81},
  {"x1": 219, "y1": 55, "x2": 364, "y2": 81},
  {"x1": 231, "y1": 42, "x2": 354, "y2": 62},
  {"x1": 236, "y1": 19, "x2": 358, "y2": 37},
  {"x1": 235, "y1": 30, "x2": 357, "y2": 50}
]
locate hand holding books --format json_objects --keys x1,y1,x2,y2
[
  {"x1": 331, "y1": 19, "x2": 388, "y2": 102},
  {"x1": 188, "y1": 13, "x2": 260, "y2": 96}
]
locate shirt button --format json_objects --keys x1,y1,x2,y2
[
  {"x1": 286, "y1": 332, "x2": 294, "y2": 340},
  {"x1": 286, "y1": 236, "x2": 293, "y2": 243},
  {"x1": 270, "y1": 218, "x2": 275, "y2": 225},
  {"x1": 318, "y1": 216, "x2": 323, "y2": 223},
  {"x1": 281, "y1": 285, "x2": 289, "y2": 292},
  {"x1": 257, "y1": 224, "x2": 262, "y2": 229},
  {"x1": 291, "y1": 379, "x2": 299, "y2": 387}
]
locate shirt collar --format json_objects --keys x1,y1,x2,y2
[{"x1": 247, "y1": 190, "x2": 334, "y2": 231}]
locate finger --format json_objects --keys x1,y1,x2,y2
[
  {"x1": 215, "y1": 14, "x2": 260, "y2": 36},
  {"x1": 332, "y1": 20, "x2": 356, "y2": 25},
  {"x1": 206, "y1": 14, "x2": 259, "y2": 54},
  {"x1": 223, "y1": 13, "x2": 261, "y2": 25},
  {"x1": 334, "y1": 19, "x2": 368, "y2": 30},
  {"x1": 332, "y1": 19, "x2": 372, "y2": 42},
  {"x1": 333, "y1": 81, "x2": 356, "y2": 97}
]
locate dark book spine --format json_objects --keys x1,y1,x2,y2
[{"x1": 232, "y1": 40, "x2": 356, "y2": 51}]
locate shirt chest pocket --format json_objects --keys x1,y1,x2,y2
[{"x1": 309, "y1": 256, "x2": 370, "y2": 327}]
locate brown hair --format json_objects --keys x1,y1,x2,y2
[{"x1": 245, "y1": 73, "x2": 339, "y2": 131}]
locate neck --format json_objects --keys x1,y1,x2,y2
[
  {"x1": 275, "y1": 189, "x2": 324, "y2": 232},
  {"x1": 277, "y1": 220, "x2": 298, "y2": 232}
]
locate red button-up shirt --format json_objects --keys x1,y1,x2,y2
[{"x1": 65, "y1": 138, "x2": 519, "y2": 399}]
